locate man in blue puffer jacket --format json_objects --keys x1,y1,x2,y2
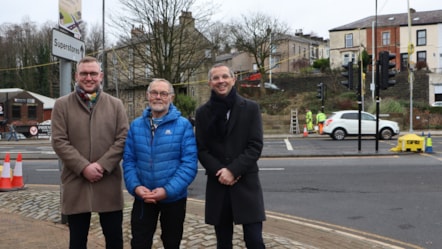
[{"x1": 123, "y1": 78, "x2": 198, "y2": 249}]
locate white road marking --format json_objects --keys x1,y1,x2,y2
[{"x1": 284, "y1": 138, "x2": 293, "y2": 151}]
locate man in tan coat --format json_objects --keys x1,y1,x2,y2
[{"x1": 51, "y1": 56, "x2": 128, "y2": 249}]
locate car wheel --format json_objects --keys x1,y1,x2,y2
[
  {"x1": 380, "y1": 128, "x2": 393, "y2": 140},
  {"x1": 332, "y1": 128, "x2": 346, "y2": 140}
]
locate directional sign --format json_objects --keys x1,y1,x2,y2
[{"x1": 52, "y1": 29, "x2": 85, "y2": 62}]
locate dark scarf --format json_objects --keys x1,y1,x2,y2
[
  {"x1": 76, "y1": 85, "x2": 101, "y2": 110},
  {"x1": 208, "y1": 87, "x2": 237, "y2": 140}
]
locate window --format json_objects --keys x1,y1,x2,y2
[
  {"x1": 342, "y1": 113, "x2": 358, "y2": 120},
  {"x1": 128, "y1": 66, "x2": 133, "y2": 80},
  {"x1": 417, "y1": 51, "x2": 427, "y2": 62},
  {"x1": 28, "y1": 105, "x2": 37, "y2": 119},
  {"x1": 362, "y1": 113, "x2": 375, "y2": 121},
  {"x1": 12, "y1": 105, "x2": 21, "y2": 119},
  {"x1": 345, "y1": 34, "x2": 353, "y2": 48},
  {"x1": 128, "y1": 48, "x2": 134, "y2": 80},
  {"x1": 400, "y1": 53, "x2": 409, "y2": 71},
  {"x1": 271, "y1": 44, "x2": 277, "y2": 54},
  {"x1": 343, "y1": 53, "x2": 355, "y2": 65},
  {"x1": 145, "y1": 65, "x2": 151, "y2": 79},
  {"x1": 271, "y1": 56, "x2": 280, "y2": 69},
  {"x1": 205, "y1": 49, "x2": 212, "y2": 58},
  {"x1": 343, "y1": 54, "x2": 350, "y2": 65},
  {"x1": 145, "y1": 44, "x2": 151, "y2": 57},
  {"x1": 128, "y1": 48, "x2": 133, "y2": 62},
  {"x1": 382, "y1": 32, "x2": 390, "y2": 45},
  {"x1": 417, "y1": 30, "x2": 426, "y2": 46}
]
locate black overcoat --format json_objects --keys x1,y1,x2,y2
[{"x1": 195, "y1": 93, "x2": 266, "y2": 225}]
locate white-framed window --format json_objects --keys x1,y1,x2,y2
[
  {"x1": 345, "y1": 34, "x2": 353, "y2": 48},
  {"x1": 343, "y1": 53, "x2": 355, "y2": 65},
  {"x1": 382, "y1": 32, "x2": 390, "y2": 45}
]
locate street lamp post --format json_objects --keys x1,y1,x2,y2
[
  {"x1": 408, "y1": 0, "x2": 415, "y2": 132},
  {"x1": 267, "y1": 27, "x2": 272, "y2": 85}
]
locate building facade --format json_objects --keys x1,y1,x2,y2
[
  {"x1": 329, "y1": 9, "x2": 442, "y2": 105},
  {"x1": 105, "y1": 11, "x2": 214, "y2": 121},
  {"x1": 329, "y1": 9, "x2": 442, "y2": 73},
  {"x1": 216, "y1": 30, "x2": 330, "y2": 80}
]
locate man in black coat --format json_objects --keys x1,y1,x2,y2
[{"x1": 195, "y1": 63, "x2": 266, "y2": 249}]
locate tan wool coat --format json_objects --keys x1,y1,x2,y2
[{"x1": 51, "y1": 91, "x2": 128, "y2": 215}]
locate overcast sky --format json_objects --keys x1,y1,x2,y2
[{"x1": 1, "y1": 0, "x2": 442, "y2": 40}]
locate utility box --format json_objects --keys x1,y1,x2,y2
[{"x1": 391, "y1": 134, "x2": 424, "y2": 152}]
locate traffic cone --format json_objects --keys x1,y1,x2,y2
[
  {"x1": 425, "y1": 133, "x2": 433, "y2": 153},
  {"x1": 0, "y1": 153, "x2": 13, "y2": 191},
  {"x1": 11, "y1": 153, "x2": 24, "y2": 189},
  {"x1": 303, "y1": 125, "x2": 308, "y2": 137}
]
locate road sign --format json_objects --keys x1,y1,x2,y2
[
  {"x1": 52, "y1": 29, "x2": 85, "y2": 62},
  {"x1": 29, "y1": 126, "x2": 38, "y2": 136}
]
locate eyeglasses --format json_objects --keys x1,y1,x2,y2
[
  {"x1": 79, "y1": 72, "x2": 100, "y2": 79},
  {"x1": 210, "y1": 74, "x2": 232, "y2": 82},
  {"x1": 148, "y1": 90, "x2": 172, "y2": 98}
]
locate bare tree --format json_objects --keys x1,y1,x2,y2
[
  {"x1": 229, "y1": 12, "x2": 289, "y2": 94},
  {"x1": 206, "y1": 21, "x2": 233, "y2": 55},
  {"x1": 109, "y1": 0, "x2": 216, "y2": 89},
  {"x1": 85, "y1": 23, "x2": 104, "y2": 57}
]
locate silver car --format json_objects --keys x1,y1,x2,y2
[{"x1": 322, "y1": 110, "x2": 400, "y2": 140}]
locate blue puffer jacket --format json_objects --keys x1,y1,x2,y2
[{"x1": 123, "y1": 104, "x2": 198, "y2": 203}]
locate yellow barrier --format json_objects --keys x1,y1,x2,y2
[{"x1": 390, "y1": 134, "x2": 424, "y2": 152}]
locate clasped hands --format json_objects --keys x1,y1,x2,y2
[
  {"x1": 135, "y1": 186, "x2": 167, "y2": 204},
  {"x1": 82, "y1": 162, "x2": 104, "y2": 183},
  {"x1": 217, "y1": 168, "x2": 241, "y2": 186}
]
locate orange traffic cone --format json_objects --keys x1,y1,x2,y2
[
  {"x1": 303, "y1": 125, "x2": 308, "y2": 137},
  {"x1": 12, "y1": 153, "x2": 24, "y2": 189},
  {"x1": 0, "y1": 153, "x2": 13, "y2": 191}
]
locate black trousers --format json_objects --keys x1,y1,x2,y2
[
  {"x1": 214, "y1": 193, "x2": 265, "y2": 249},
  {"x1": 67, "y1": 210, "x2": 123, "y2": 249},
  {"x1": 130, "y1": 198, "x2": 187, "y2": 249}
]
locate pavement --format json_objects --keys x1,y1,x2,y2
[{"x1": 0, "y1": 132, "x2": 435, "y2": 249}]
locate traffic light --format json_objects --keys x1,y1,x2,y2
[
  {"x1": 316, "y1": 82, "x2": 324, "y2": 100},
  {"x1": 380, "y1": 51, "x2": 396, "y2": 90},
  {"x1": 341, "y1": 61, "x2": 353, "y2": 89}
]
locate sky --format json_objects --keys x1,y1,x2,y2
[{"x1": 1, "y1": 0, "x2": 442, "y2": 41}]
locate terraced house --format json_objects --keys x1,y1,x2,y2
[{"x1": 328, "y1": 9, "x2": 442, "y2": 104}]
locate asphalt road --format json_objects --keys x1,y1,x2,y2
[{"x1": 2, "y1": 135, "x2": 442, "y2": 248}]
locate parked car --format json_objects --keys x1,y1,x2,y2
[
  {"x1": 241, "y1": 82, "x2": 281, "y2": 90},
  {"x1": 258, "y1": 82, "x2": 281, "y2": 90},
  {"x1": 322, "y1": 110, "x2": 400, "y2": 140},
  {"x1": 431, "y1": 101, "x2": 442, "y2": 107}
]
